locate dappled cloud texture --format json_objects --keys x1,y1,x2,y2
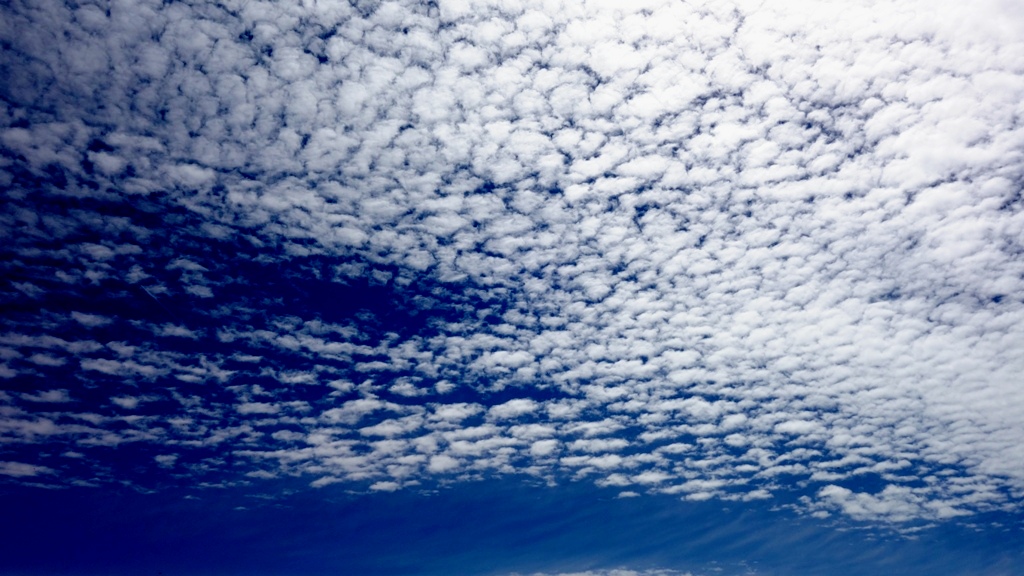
[{"x1": 2, "y1": 0, "x2": 1024, "y2": 524}]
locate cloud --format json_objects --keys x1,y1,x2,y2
[
  {"x1": 236, "y1": 402, "x2": 280, "y2": 415},
  {"x1": 428, "y1": 454, "x2": 461, "y2": 473},
  {"x1": 111, "y1": 396, "x2": 141, "y2": 410},
  {"x1": 157, "y1": 324, "x2": 201, "y2": 339},
  {"x1": 0, "y1": 461, "x2": 55, "y2": 478},
  {"x1": 71, "y1": 312, "x2": 113, "y2": 328},
  {"x1": 489, "y1": 399, "x2": 541, "y2": 420},
  {"x1": 154, "y1": 454, "x2": 178, "y2": 468},
  {"x1": 815, "y1": 484, "x2": 970, "y2": 523},
  {"x1": 0, "y1": 0, "x2": 1022, "y2": 527},
  {"x1": 21, "y1": 389, "x2": 73, "y2": 403},
  {"x1": 27, "y1": 353, "x2": 67, "y2": 367}
]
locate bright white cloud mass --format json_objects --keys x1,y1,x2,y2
[{"x1": 2, "y1": 0, "x2": 1024, "y2": 539}]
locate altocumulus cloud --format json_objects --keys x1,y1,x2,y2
[{"x1": 1, "y1": 0, "x2": 1024, "y2": 527}]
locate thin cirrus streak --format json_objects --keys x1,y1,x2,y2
[{"x1": 0, "y1": 0, "x2": 1023, "y2": 529}]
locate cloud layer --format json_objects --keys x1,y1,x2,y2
[{"x1": 2, "y1": 0, "x2": 1024, "y2": 524}]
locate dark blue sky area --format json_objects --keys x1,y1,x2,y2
[{"x1": 2, "y1": 480, "x2": 1021, "y2": 576}]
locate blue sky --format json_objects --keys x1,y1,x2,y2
[
  {"x1": 2, "y1": 0, "x2": 1024, "y2": 574},
  {"x1": 2, "y1": 479, "x2": 1022, "y2": 575}
]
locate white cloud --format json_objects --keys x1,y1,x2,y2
[
  {"x1": 530, "y1": 439, "x2": 560, "y2": 457},
  {"x1": 236, "y1": 402, "x2": 279, "y2": 415},
  {"x1": 815, "y1": 484, "x2": 970, "y2": 523},
  {"x1": 428, "y1": 454, "x2": 461, "y2": 473},
  {"x1": 431, "y1": 403, "x2": 484, "y2": 423},
  {"x1": 27, "y1": 353, "x2": 67, "y2": 367},
  {"x1": 774, "y1": 420, "x2": 823, "y2": 436},
  {"x1": 1, "y1": 0, "x2": 1023, "y2": 526},
  {"x1": 488, "y1": 399, "x2": 540, "y2": 420},
  {"x1": 21, "y1": 389, "x2": 73, "y2": 403},
  {"x1": 111, "y1": 396, "x2": 140, "y2": 409},
  {"x1": 154, "y1": 454, "x2": 178, "y2": 468},
  {"x1": 71, "y1": 312, "x2": 113, "y2": 327},
  {"x1": 0, "y1": 461, "x2": 55, "y2": 478},
  {"x1": 157, "y1": 324, "x2": 200, "y2": 339},
  {"x1": 80, "y1": 358, "x2": 167, "y2": 379},
  {"x1": 185, "y1": 284, "x2": 214, "y2": 298},
  {"x1": 569, "y1": 438, "x2": 629, "y2": 453}
]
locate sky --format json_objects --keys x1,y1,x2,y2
[{"x1": 1, "y1": 0, "x2": 1024, "y2": 574}]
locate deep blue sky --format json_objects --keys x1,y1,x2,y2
[
  {"x1": 2, "y1": 0, "x2": 1024, "y2": 574},
  {"x1": 3, "y1": 479, "x2": 1022, "y2": 576}
]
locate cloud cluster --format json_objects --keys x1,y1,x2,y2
[{"x1": 2, "y1": 0, "x2": 1024, "y2": 524}]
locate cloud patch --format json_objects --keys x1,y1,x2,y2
[
  {"x1": 0, "y1": 461, "x2": 55, "y2": 478},
  {"x1": 0, "y1": 0, "x2": 1023, "y2": 528}
]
